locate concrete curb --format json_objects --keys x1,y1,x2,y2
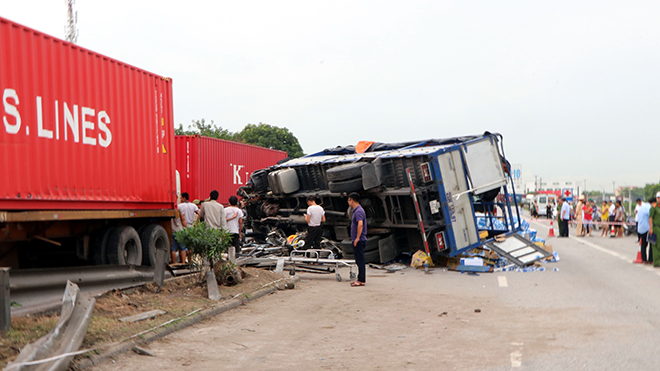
[{"x1": 72, "y1": 275, "x2": 300, "y2": 370}]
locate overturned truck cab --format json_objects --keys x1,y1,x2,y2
[{"x1": 240, "y1": 132, "x2": 536, "y2": 264}]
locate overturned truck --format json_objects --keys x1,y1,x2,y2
[{"x1": 239, "y1": 132, "x2": 547, "y2": 265}]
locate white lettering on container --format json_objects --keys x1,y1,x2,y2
[
  {"x1": 36, "y1": 96, "x2": 53, "y2": 139},
  {"x1": 81, "y1": 107, "x2": 96, "y2": 145},
  {"x1": 232, "y1": 164, "x2": 244, "y2": 185},
  {"x1": 2, "y1": 88, "x2": 21, "y2": 134},
  {"x1": 64, "y1": 102, "x2": 79, "y2": 143},
  {"x1": 98, "y1": 111, "x2": 112, "y2": 147}
]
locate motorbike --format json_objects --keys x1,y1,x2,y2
[{"x1": 623, "y1": 216, "x2": 636, "y2": 237}]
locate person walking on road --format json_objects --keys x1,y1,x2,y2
[
  {"x1": 304, "y1": 196, "x2": 326, "y2": 250},
  {"x1": 225, "y1": 196, "x2": 244, "y2": 259},
  {"x1": 600, "y1": 201, "x2": 610, "y2": 237},
  {"x1": 556, "y1": 201, "x2": 563, "y2": 237},
  {"x1": 648, "y1": 194, "x2": 660, "y2": 267},
  {"x1": 637, "y1": 198, "x2": 652, "y2": 264},
  {"x1": 348, "y1": 192, "x2": 367, "y2": 287},
  {"x1": 560, "y1": 197, "x2": 571, "y2": 237}
]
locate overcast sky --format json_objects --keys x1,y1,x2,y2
[{"x1": 2, "y1": 1, "x2": 658, "y2": 191}]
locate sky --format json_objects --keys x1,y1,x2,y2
[{"x1": 1, "y1": 0, "x2": 659, "y2": 192}]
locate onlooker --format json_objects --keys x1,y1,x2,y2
[
  {"x1": 560, "y1": 197, "x2": 571, "y2": 237},
  {"x1": 648, "y1": 194, "x2": 660, "y2": 267},
  {"x1": 530, "y1": 201, "x2": 538, "y2": 220},
  {"x1": 556, "y1": 201, "x2": 563, "y2": 237},
  {"x1": 192, "y1": 199, "x2": 201, "y2": 224},
  {"x1": 171, "y1": 196, "x2": 188, "y2": 264},
  {"x1": 635, "y1": 198, "x2": 642, "y2": 243},
  {"x1": 348, "y1": 192, "x2": 367, "y2": 286},
  {"x1": 637, "y1": 198, "x2": 652, "y2": 264},
  {"x1": 608, "y1": 201, "x2": 615, "y2": 236},
  {"x1": 178, "y1": 192, "x2": 199, "y2": 229},
  {"x1": 583, "y1": 200, "x2": 593, "y2": 237},
  {"x1": 575, "y1": 196, "x2": 585, "y2": 236},
  {"x1": 614, "y1": 200, "x2": 625, "y2": 238},
  {"x1": 199, "y1": 190, "x2": 229, "y2": 260},
  {"x1": 600, "y1": 201, "x2": 610, "y2": 237},
  {"x1": 225, "y1": 196, "x2": 244, "y2": 260},
  {"x1": 304, "y1": 196, "x2": 326, "y2": 250}
]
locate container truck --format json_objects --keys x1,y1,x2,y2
[
  {"x1": 0, "y1": 16, "x2": 176, "y2": 268},
  {"x1": 240, "y1": 132, "x2": 549, "y2": 265},
  {"x1": 175, "y1": 135, "x2": 287, "y2": 205}
]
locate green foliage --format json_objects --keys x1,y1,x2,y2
[
  {"x1": 235, "y1": 123, "x2": 304, "y2": 158},
  {"x1": 175, "y1": 120, "x2": 304, "y2": 158},
  {"x1": 644, "y1": 182, "x2": 660, "y2": 201},
  {"x1": 173, "y1": 223, "x2": 231, "y2": 268},
  {"x1": 175, "y1": 119, "x2": 235, "y2": 140}
]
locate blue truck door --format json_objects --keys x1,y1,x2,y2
[{"x1": 436, "y1": 150, "x2": 479, "y2": 251}]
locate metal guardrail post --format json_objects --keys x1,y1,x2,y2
[
  {"x1": 0, "y1": 268, "x2": 11, "y2": 332},
  {"x1": 153, "y1": 248, "x2": 166, "y2": 288}
]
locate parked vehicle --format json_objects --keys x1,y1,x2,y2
[
  {"x1": 239, "y1": 133, "x2": 544, "y2": 264},
  {"x1": 0, "y1": 17, "x2": 176, "y2": 268},
  {"x1": 535, "y1": 194, "x2": 557, "y2": 219},
  {"x1": 175, "y1": 135, "x2": 287, "y2": 204}
]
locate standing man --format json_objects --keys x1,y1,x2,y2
[
  {"x1": 637, "y1": 198, "x2": 652, "y2": 264},
  {"x1": 304, "y1": 196, "x2": 326, "y2": 250},
  {"x1": 560, "y1": 197, "x2": 571, "y2": 237},
  {"x1": 635, "y1": 198, "x2": 642, "y2": 242},
  {"x1": 648, "y1": 194, "x2": 660, "y2": 268},
  {"x1": 348, "y1": 192, "x2": 367, "y2": 287},
  {"x1": 608, "y1": 200, "x2": 616, "y2": 236},
  {"x1": 171, "y1": 195, "x2": 188, "y2": 264},
  {"x1": 199, "y1": 190, "x2": 230, "y2": 259},
  {"x1": 178, "y1": 192, "x2": 199, "y2": 228},
  {"x1": 225, "y1": 196, "x2": 244, "y2": 260}
]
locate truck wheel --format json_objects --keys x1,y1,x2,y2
[
  {"x1": 326, "y1": 163, "x2": 366, "y2": 182},
  {"x1": 91, "y1": 228, "x2": 114, "y2": 265},
  {"x1": 328, "y1": 177, "x2": 363, "y2": 193},
  {"x1": 139, "y1": 224, "x2": 170, "y2": 266},
  {"x1": 106, "y1": 226, "x2": 143, "y2": 265}
]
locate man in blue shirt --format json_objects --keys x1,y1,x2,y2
[
  {"x1": 348, "y1": 192, "x2": 367, "y2": 287},
  {"x1": 637, "y1": 198, "x2": 652, "y2": 263}
]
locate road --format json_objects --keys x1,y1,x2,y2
[{"x1": 92, "y1": 217, "x2": 658, "y2": 371}]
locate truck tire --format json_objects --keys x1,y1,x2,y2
[
  {"x1": 139, "y1": 224, "x2": 170, "y2": 266},
  {"x1": 326, "y1": 163, "x2": 366, "y2": 182},
  {"x1": 328, "y1": 177, "x2": 363, "y2": 193},
  {"x1": 90, "y1": 228, "x2": 114, "y2": 265},
  {"x1": 106, "y1": 226, "x2": 143, "y2": 265}
]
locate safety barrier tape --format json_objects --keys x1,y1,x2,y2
[{"x1": 530, "y1": 218, "x2": 636, "y2": 226}]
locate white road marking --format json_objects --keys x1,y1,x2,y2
[
  {"x1": 498, "y1": 276, "x2": 508, "y2": 287},
  {"x1": 510, "y1": 342, "x2": 523, "y2": 367},
  {"x1": 570, "y1": 236, "x2": 628, "y2": 260}
]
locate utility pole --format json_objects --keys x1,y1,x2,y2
[{"x1": 65, "y1": 0, "x2": 78, "y2": 44}]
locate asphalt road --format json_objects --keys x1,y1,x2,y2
[{"x1": 94, "y1": 215, "x2": 659, "y2": 371}]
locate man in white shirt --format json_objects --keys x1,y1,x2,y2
[
  {"x1": 560, "y1": 197, "x2": 572, "y2": 237},
  {"x1": 304, "y1": 196, "x2": 326, "y2": 249},
  {"x1": 178, "y1": 193, "x2": 199, "y2": 228},
  {"x1": 225, "y1": 196, "x2": 244, "y2": 262},
  {"x1": 635, "y1": 199, "x2": 642, "y2": 242}
]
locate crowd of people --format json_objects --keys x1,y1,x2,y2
[
  {"x1": 171, "y1": 191, "x2": 244, "y2": 264},
  {"x1": 549, "y1": 192, "x2": 660, "y2": 268}
]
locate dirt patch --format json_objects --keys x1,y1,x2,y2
[{"x1": 0, "y1": 267, "x2": 285, "y2": 368}]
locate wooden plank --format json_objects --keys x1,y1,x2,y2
[{"x1": 119, "y1": 310, "x2": 167, "y2": 323}]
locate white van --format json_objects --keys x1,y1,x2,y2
[{"x1": 535, "y1": 194, "x2": 557, "y2": 218}]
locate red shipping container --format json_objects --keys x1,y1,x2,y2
[
  {"x1": 175, "y1": 136, "x2": 287, "y2": 204},
  {"x1": 0, "y1": 17, "x2": 176, "y2": 211}
]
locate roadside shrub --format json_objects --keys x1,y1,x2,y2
[{"x1": 173, "y1": 223, "x2": 231, "y2": 269}]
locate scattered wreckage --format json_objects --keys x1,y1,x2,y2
[{"x1": 238, "y1": 132, "x2": 551, "y2": 270}]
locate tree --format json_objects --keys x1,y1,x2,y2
[
  {"x1": 175, "y1": 119, "x2": 235, "y2": 140},
  {"x1": 644, "y1": 182, "x2": 660, "y2": 200},
  {"x1": 235, "y1": 123, "x2": 304, "y2": 158}
]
